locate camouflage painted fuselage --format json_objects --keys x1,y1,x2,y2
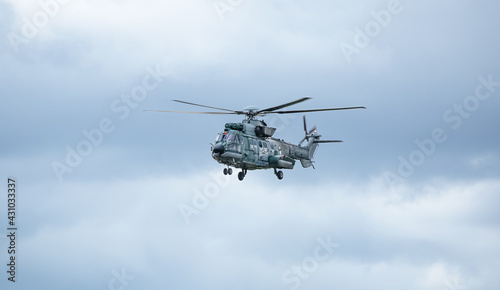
[{"x1": 211, "y1": 119, "x2": 319, "y2": 171}]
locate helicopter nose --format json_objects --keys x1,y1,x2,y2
[{"x1": 212, "y1": 144, "x2": 224, "y2": 154}]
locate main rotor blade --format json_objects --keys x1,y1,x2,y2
[
  {"x1": 258, "y1": 97, "x2": 311, "y2": 114},
  {"x1": 144, "y1": 110, "x2": 236, "y2": 115},
  {"x1": 172, "y1": 99, "x2": 242, "y2": 114},
  {"x1": 314, "y1": 140, "x2": 343, "y2": 143},
  {"x1": 303, "y1": 115, "x2": 307, "y2": 133},
  {"x1": 268, "y1": 106, "x2": 366, "y2": 114}
]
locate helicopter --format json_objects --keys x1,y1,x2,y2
[{"x1": 148, "y1": 97, "x2": 365, "y2": 181}]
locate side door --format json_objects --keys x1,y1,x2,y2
[{"x1": 246, "y1": 138, "x2": 258, "y2": 164}]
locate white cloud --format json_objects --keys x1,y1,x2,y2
[
  {"x1": 4, "y1": 0, "x2": 375, "y2": 74},
  {"x1": 2, "y1": 1, "x2": 500, "y2": 289},
  {"x1": 13, "y1": 172, "x2": 500, "y2": 289}
]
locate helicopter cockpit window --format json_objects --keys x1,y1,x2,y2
[
  {"x1": 226, "y1": 133, "x2": 236, "y2": 142},
  {"x1": 215, "y1": 133, "x2": 222, "y2": 142}
]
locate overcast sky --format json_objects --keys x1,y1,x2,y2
[{"x1": 1, "y1": 0, "x2": 500, "y2": 289}]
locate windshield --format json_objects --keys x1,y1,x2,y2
[{"x1": 226, "y1": 133, "x2": 236, "y2": 142}]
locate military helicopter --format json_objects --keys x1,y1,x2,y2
[{"x1": 148, "y1": 97, "x2": 365, "y2": 181}]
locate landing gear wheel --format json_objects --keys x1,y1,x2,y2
[
  {"x1": 223, "y1": 168, "x2": 228, "y2": 175},
  {"x1": 238, "y1": 171, "x2": 245, "y2": 181},
  {"x1": 228, "y1": 168, "x2": 233, "y2": 175},
  {"x1": 274, "y1": 168, "x2": 284, "y2": 180}
]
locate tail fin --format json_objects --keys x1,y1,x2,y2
[
  {"x1": 298, "y1": 115, "x2": 342, "y2": 168},
  {"x1": 298, "y1": 137, "x2": 319, "y2": 168}
]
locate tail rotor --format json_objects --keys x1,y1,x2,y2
[
  {"x1": 299, "y1": 115, "x2": 343, "y2": 145},
  {"x1": 299, "y1": 115, "x2": 317, "y2": 145}
]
